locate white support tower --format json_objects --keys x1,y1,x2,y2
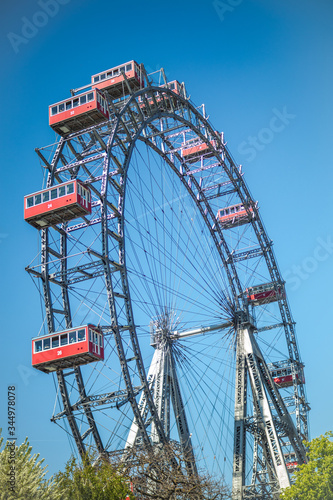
[
  {"x1": 125, "y1": 312, "x2": 199, "y2": 476},
  {"x1": 232, "y1": 311, "x2": 306, "y2": 499}
]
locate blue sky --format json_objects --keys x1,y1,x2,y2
[{"x1": 1, "y1": 0, "x2": 333, "y2": 477}]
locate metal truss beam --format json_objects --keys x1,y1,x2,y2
[
  {"x1": 52, "y1": 386, "x2": 143, "y2": 421},
  {"x1": 55, "y1": 152, "x2": 106, "y2": 174},
  {"x1": 227, "y1": 247, "x2": 264, "y2": 264}
]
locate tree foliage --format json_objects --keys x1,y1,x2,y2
[
  {"x1": 55, "y1": 452, "x2": 135, "y2": 500},
  {"x1": 0, "y1": 430, "x2": 61, "y2": 500},
  {"x1": 118, "y1": 442, "x2": 231, "y2": 499},
  {"x1": 0, "y1": 429, "x2": 230, "y2": 499},
  {"x1": 280, "y1": 431, "x2": 333, "y2": 500}
]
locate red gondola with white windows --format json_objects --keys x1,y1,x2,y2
[
  {"x1": 24, "y1": 179, "x2": 91, "y2": 229},
  {"x1": 49, "y1": 88, "x2": 109, "y2": 136},
  {"x1": 92, "y1": 60, "x2": 144, "y2": 99},
  {"x1": 32, "y1": 325, "x2": 104, "y2": 373},
  {"x1": 182, "y1": 138, "x2": 217, "y2": 164},
  {"x1": 217, "y1": 203, "x2": 255, "y2": 229},
  {"x1": 138, "y1": 80, "x2": 184, "y2": 111},
  {"x1": 161, "y1": 80, "x2": 184, "y2": 96},
  {"x1": 284, "y1": 452, "x2": 298, "y2": 471},
  {"x1": 270, "y1": 366, "x2": 304, "y2": 388},
  {"x1": 246, "y1": 282, "x2": 285, "y2": 306}
]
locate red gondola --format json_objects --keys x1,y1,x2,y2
[
  {"x1": 49, "y1": 88, "x2": 109, "y2": 136},
  {"x1": 284, "y1": 452, "x2": 298, "y2": 471},
  {"x1": 91, "y1": 60, "x2": 144, "y2": 99},
  {"x1": 32, "y1": 325, "x2": 104, "y2": 373},
  {"x1": 181, "y1": 138, "x2": 217, "y2": 163},
  {"x1": 24, "y1": 179, "x2": 91, "y2": 229},
  {"x1": 270, "y1": 368, "x2": 304, "y2": 388},
  {"x1": 161, "y1": 80, "x2": 183, "y2": 96},
  {"x1": 138, "y1": 80, "x2": 184, "y2": 111},
  {"x1": 217, "y1": 203, "x2": 254, "y2": 228},
  {"x1": 246, "y1": 282, "x2": 285, "y2": 306}
]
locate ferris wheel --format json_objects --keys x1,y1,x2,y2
[{"x1": 25, "y1": 61, "x2": 310, "y2": 499}]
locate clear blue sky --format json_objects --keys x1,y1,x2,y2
[{"x1": 1, "y1": 0, "x2": 333, "y2": 477}]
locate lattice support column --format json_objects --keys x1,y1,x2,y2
[
  {"x1": 151, "y1": 348, "x2": 168, "y2": 444},
  {"x1": 125, "y1": 349, "x2": 161, "y2": 449},
  {"x1": 169, "y1": 350, "x2": 197, "y2": 476},
  {"x1": 233, "y1": 318, "x2": 292, "y2": 499},
  {"x1": 232, "y1": 325, "x2": 247, "y2": 500}
]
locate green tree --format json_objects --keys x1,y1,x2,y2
[
  {"x1": 280, "y1": 431, "x2": 333, "y2": 500},
  {"x1": 119, "y1": 442, "x2": 231, "y2": 499},
  {"x1": 0, "y1": 430, "x2": 62, "y2": 500},
  {"x1": 55, "y1": 453, "x2": 135, "y2": 500}
]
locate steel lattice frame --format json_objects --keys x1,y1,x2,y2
[{"x1": 27, "y1": 69, "x2": 309, "y2": 499}]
